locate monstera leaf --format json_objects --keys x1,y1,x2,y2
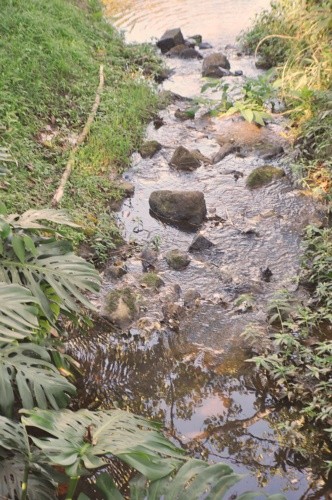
[
  {"x1": 22, "y1": 408, "x2": 185, "y2": 479},
  {"x1": 0, "y1": 238, "x2": 100, "y2": 319},
  {"x1": 0, "y1": 416, "x2": 57, "y2": 500},
  {"x1": 0, "y1": 208, "x2": 100, "y2": 320},
  {"x1": 129, "y1": 459, "x2": 243, "y2": 500},
  {"x1": 0, "y1": 284, "x2": 39, "y2": 342},
  {"x1": 0, "y1": 343, "x2": 76, "y2": 417}
]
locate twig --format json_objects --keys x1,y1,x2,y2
[{"x1": 51, "y1": 65, "x2": 105, "y2": 207}]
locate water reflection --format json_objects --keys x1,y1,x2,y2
[
  {"x1": 68, "y1": 326, "x2": 328, "y2": 497},
  {"x1": 102, "y1": 0, "x2": 271, "y2": 45}
]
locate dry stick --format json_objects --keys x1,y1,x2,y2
[{"x1": 51, "y1": 64, "x2": 105, "y2": 207}]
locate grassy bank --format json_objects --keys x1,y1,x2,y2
[
  {"x1": 0, "y1": 0, "x2": 161, "y2": 262},
  {"x1": 240, "y1": 0, "x2": 332, "y2": 464}
]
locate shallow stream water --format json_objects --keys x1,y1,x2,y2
[{"x1": 68, "y1": 2, "x2": 330, "y2": 498}]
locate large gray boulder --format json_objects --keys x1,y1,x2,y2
[
  {"x1": 157, "y1": 28, "x2": 185, "y2": 54},
  {"x1": 202, "y1": 53, "x2": 231, "y2": 77},
  {"x1": 149, "y1": 190, "x2": 207, "y2": 227}
]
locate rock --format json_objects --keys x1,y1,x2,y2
[
  {"x1": 139, "y1": 140, "x2": 162, "y2": 159},
  {"x1": 105, "y1": 288, "x2": 137, "y2": 327},
  {"x1": 166, "y1": 249, "x2": 190, "y2": 270},
  {"x1": 234, "y1": 70, "x2": 243, "y2": 76},
  {"x1": 154, "y1": 67, "x2": 173, "y2": 83},
  {"x1": 213, "y1": 143, "x2": 239, "y2": 163},
  {"x1": 183, "y1": 288, "x2": 201, "y2": 306},
  {"x1": 166, "y1": 44, "x2": 202, "y2": 59},
  {"x1": 153, "y1": 116, "x2": 164, "y2": 129},
  {"x1": 255, "y1": 58, "x2": 273, "y2": 70},
  {"x1": 157, "y1": 28, "x2": 185, "y2": 54},
  {"x1": 189, "y1": 34, "x2": 203, "y2": 44},
  {"x1": 202, "y1": 53, "x2": 231, "y2": 78},
  {"x1": 199, "y1": 42, "x2": 212, "y2": 50},
  {"x1": 188, "y1": 234, "x2": 213, "y2": 252},
  {"x1": 104, "y1": 265, "x2": 127, "y2": 279},
  {"x1": 174, "y1": 108, "x2": 195, "y2": 121},
  {"x1": 140, "y1": 246, "x2": 158, "y2": 272},
  {"x1": 246, "y1": 166, "x2": 285, "y2": 189},
  {"x1": 260, "y1": 267, "x2": 273, "y2": 282},
  {"x1": 149, "y1": 190, "x2": 207, "y2": 228},
  {"x1": 139, "y1": 272, "x2": 164, "y2": 289},
  {"x1": 116, "y1": 180, "x2": 135, "y2": 197},
  {"x1": 185, "y1": 38, "x2": 197, "y2": 48},
  {"x1": 170, "y1": 146, "x2": 201, "y2": 171},
  {"x1": 259, "y1": 145, "x2": 284, "y2": 160}
]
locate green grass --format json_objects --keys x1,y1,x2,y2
[{"x1": 0, "y1": 0, "x2": 161, "y2": 261}]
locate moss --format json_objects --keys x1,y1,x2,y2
[
  {"x1": 246, "y1": 166, "x2": 285, "y2": 189},
  {"x1": 139, "y1": 273, "x2": 164, "y2": 289},
  {"x1": 105, "y1": 288, "x2": 137, "y2": 315}
]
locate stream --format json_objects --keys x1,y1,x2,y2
[{"x1": 68, "y1": 2, "x2": 329, "y2": 498}]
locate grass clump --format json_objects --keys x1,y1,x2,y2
[
  {"x1": 246, "y1": 166, "x2": 285, "y2": 189},
  {"x1": 0, "y1": 0, "x2": 161, "y2": 262}
]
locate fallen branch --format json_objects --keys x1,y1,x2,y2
[{"x1": 51, "y1": 64, "x2": 105, "y2": 207}]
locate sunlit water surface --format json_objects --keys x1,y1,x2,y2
[{"x1": 102, "y1": 0, "x2": 270, "y2": 45}]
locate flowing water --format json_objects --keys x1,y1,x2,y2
[{"x1": 69, "y1": 2, "x2": 331, "y2": 498}]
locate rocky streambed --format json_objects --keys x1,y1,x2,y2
[{"x1": 68, "y1": 32, "x2": 327, "y2": 497}]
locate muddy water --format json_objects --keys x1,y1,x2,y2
[
  {"x1": 102, "y1": 0, "x2": 270, "y2": 45},
  {"x1": 68, "y1": 7, "x2": 329, "y2": 499}
]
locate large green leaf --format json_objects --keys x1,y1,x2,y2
[
  {"x1": 130, "y1": 459, "x2": 242, "y2": 500},
  {"x1": 4, "y1": 208, "x2": 79, "y2": 230},
  {"x1": 0, "y1": 343, "x2": 76, "y2": 416},
  {"x1": 0, "y1": 238, "x2": 100, "y2": 319},
  {"x1": 22, "y1": 408, "x2": 185, "y2": 479},
  {"x1": 0, "y1": 284, "x2": 39, "y2": 342}
]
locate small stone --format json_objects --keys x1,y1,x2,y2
[
  {"x1": 174, "y1": 109, "x2": 195, "y2": 121},
  {"x1": 202, "y1": 52, "x2": 231, "y2": 78},
  {"x1": 261, "y1": 267, "x2": 273, "y2": 282},
  {"x1": 234, "y1": 70, "x2": 243, "y2": 76},
  {"x1": 139, "y1": 272, "x2": 164, "y2": 289},
  {"x1": 166, "y1": 249, "x2": 190, "y2": 270},
  {"x1": 105, "y1": 288, "x2": 138, "y2": 327},
  {"x1": 170, "y1": 146, "x2": 201, "y2": 171},
  {"x1": 117, "y1": 181, "x2": 135, "y2": 197},
  {"x1": 139, "y1": 140, "x2": 162, "y2": 159},
  {"x1": 189, "y1": 34, "x2": 203, "y2": 44},
  {"x1": 246, "y1": 166, "x2": 285, "y2": 189},
  {"x1": 157, "y1": 28, "x2": 185, "y2": 54},
  {"x1": 183, "y1": 288, "x2": 201, "y2": 306},
  {"x1": 140, "y1": 246, "x2": 158, "y2": 272},
  {"x1": 199, "y1": 42, "x2": 213, "y2": 50},
  {"x1": 185, "y1": 38, "x2": 197, "y2": 48},
  {"x1": 260, "y1": 145, "x2": 284, "y2": 160},
  {"x1": 104, "y1": 265, "x2": 127, "y2": 279},
  {"x1": 188, "y1": 234, "x2": 213, "y2": 252}
]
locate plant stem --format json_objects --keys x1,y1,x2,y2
[
  {"x1": 66, "y1": 476, "x2": 80, "y2": 500},
  {"x1": 21, "y1": 464, "x2": 29, "y2": 500}
]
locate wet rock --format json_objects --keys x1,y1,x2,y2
[
  {"x1": 213, "y1": 143, "x2": 239, "y2": 163},
  {"x1": 139, "y1": 140, "x2": 162, "y2": 159},
  {"x1": 157, "y1": 28, "x2": 185, "y2": 54},
  {"x1": 259, "y1": 145, "x2": 284, "y2": 160},
  {"x1": 166, "y1": 44, "x2": 202, "y2": 59},
  {"x1": 174, "y1": 108, "x2": 195, "y2": 121},
  {"x1": 116, "y1": 180, "x2": 135, "y2": 197},
  {"x1": 246, "y1": 166, "x2": 285, "y2": 189},
  {"x1": 170, "y1": 146, "x2": 201, "y2": 171},
  {"x1": 255, "y1": 58, "x2": 273, "y2": 70},
  {"x1": 183, "y1": 288, "x2": 201, "y2": 306},
  {"x1": 140, "y1": 246, "x2": 158, "y2": 272},
  {"x1": 104, "y1": 265, "x2": 127, "y2": 279},
  {"x1": 199, "y1": 42, "x2": 213, "y2": 50},
  {"x1": 189, "y1": 34, "x2": 202, "y2": 45},
  {"x1": 153, "y1": 116, "x2": 164, "y2": 129},
  {"x1": 188, "y1": 234, "x2": 213, "y2": 252},
  {"x1": 166, "y1": 249, "x2": 190, "y2": 270},
  {"x1": 202, "y1": 53, "x2": 231, "y2": 77},
  {"x1": 149, "y1": 190, "x2": 207, "y2": 227},
  {"x1": 105, "y1": 288, "x2": 138, "y2": 327},
  {"x1": 260, "y1": 267, "x2": 273, "y2": 282},
  {"x1": 139, "y1": 272, "x2": 164, "y2": 289},
  {"x1": 234, "y1": 70, "x2": 243, "y2": 76},
  {"x1": 154, "y1": 67, "x2": 173, "y2": 83}
]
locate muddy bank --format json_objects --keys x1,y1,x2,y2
[{"x1": 68, "y1": 42, "x2": 327, "y2": 497}]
